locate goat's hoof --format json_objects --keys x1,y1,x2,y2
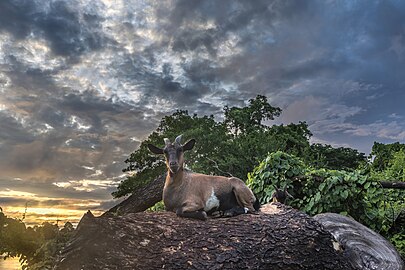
[
  {"x1": 223, "y1": 211, "x2": 234, "y2": 217},
  {"x1": 210, "y1": 211, "x2": 223, "y2": 218}
]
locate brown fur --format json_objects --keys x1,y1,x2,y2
[{"x1": 148, "y1": 135, "x2": 258, "y2": 220}]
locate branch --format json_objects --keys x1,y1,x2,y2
[
  {"x1": 207, "y1": 157, "x2": 234, "y2": 178},
  {"x1": 379, "y1": 181, "x2": 405, "y2": 189},
  {"x1": 103, "y1": 174, "x2": 166, "y2": 217}
]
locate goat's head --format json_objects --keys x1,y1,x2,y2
[{"x1": 148, "y1": 135, "x2": 196, "y2": 174}]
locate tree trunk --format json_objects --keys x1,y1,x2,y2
[
  {"x1": 314, "y1": 213, "x2": 404, "y2": 270},
  {"x1": 379, "y1": 181, "x2": 405, "y2": 189},
  {"x1": 103, "y1": 174, "x2": 166, "y2": 217},
  {"x1": 54, "y1": 203, "x2": 354, "y2": 270}
]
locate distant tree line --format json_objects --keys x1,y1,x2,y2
[{"x1": 0, "y1": 209, "x2": 74, "y2": 269}]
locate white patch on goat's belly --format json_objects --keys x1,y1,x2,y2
[{"x1": 204, "y1": 188, "x2": 220, "y2": 211}]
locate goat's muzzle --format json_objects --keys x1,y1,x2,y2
[{"x1": 169, "y1": 162, "x2": 179, "y2": 174}]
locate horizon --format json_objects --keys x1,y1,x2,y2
[{"x1": 1, "y1": 0, "x2": 405, "y2": 226}]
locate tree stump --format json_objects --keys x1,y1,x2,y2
[{"x1": 54, "y1": 203, "x2": 354, "y2": 270}]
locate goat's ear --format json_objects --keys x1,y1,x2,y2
[
  {"x1": 182, "y1": 139, "x2": 196, "y2": 151},
  {"x1": 147, "y1": 144, "x2": 164, "y2": 155}
]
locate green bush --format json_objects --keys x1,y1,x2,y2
[
  {"x1": 247, "y1": 151, "x2": 306, "y2": 204},
  {"x1": 248, "y1": 151, "x2": 405, "y2": 256},
  {"x1": 248, "y1": 152, "x2": 385, "y2": 231},
  {"x1": 389, "y1": 232, "x2": 405, "y2": 259}
]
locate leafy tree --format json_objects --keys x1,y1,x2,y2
[
  {"x1": 115, "y1": 95, "x2": 312, "y2": 198},
  {"x1": 247, "y1": 152, "x2": 386, "y2": 229},
  {"x1": 267, "y1": 122, "x2": 312, "y2": 157},
  {"x1": 384, "y1": 150, "x2": 405, "y2": 181},
  {"x1": 307, "y1": 143, "x2": 367, "y2": 171},
  {"x1": 370, "y1": 142, "x2": 405, "y2": 171},
  {"x1": 246, "y1": 151, "x2": 307, "y2": 204},
  {"x1": 224, "y1": 95, "x2": 281, "y2": 135},
  {"x1": 368, "y1": 147, "x2": 405, "y2": 258},
  {"x1": 114, "y1": 110, "x2": 229, "y2": 198}
]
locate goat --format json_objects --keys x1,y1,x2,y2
[{"x1": 148, "y1": 135, "x2": 260, "y2": 220}]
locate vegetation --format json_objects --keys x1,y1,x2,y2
[
  {"x1": 117, "y1": 95, "x2": 316, "y2": 197},
  {"x1": 118, "y1": 95, "x2": 403, "y2": 258},
  {"x1": 1, "y1": 95, "x2": 403, "y2": 268},
  {"x1": 0, "y1": 210, "x2": 74, "y2": 270},
  {"x1": 370, "y1": 142, "x2": 405, "y2": 172},
  {"x1": 307, "y1": 143, "x2": 367, "y2": 171},
  {"x1": 116, "y1": 95, "x2": 369, "y2": 198},
  {"x1": 247, "y1": 152, "x2": 384, "y2": 230},
  {"x1": 247, "y1": 149, "x2": 404, "y2": 258}
]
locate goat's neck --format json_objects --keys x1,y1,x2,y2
[{"x1": 166, "y1": 167, "x2": 184, "y2": 186}]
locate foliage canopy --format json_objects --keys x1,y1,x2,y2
[
  {"x1": 116, "y1": 95, "x2": 366, "y2": 198},
  {"x1": 115, "y1": 95, "x2": 314, "y2": 197}
]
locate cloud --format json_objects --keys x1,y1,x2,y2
[
  {"x1": 0, "y1": 0, "x2": 107, "y2": 57},
  {"x1": 346, "y1": 121, "x2": 405, "y2": 141},
  {"x1": 53, "y1": 179, "x2": 118, "y2": 192},
  {"x1": 1, "y1": 0, "x2": 405, "y2": 224},
  {"x1": 0, "y1": 186, "x2": 124, "y2": 225}
]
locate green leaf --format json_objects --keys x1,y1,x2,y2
[
  {"x1": 315, "y1": 192, "x2": 321, "y2": 202},
  {"x1": 319, "y1": 183, "x2": 326, "y2": 191},
  {"x1": 342, "y1": 190, "x2": 349, "y2": 199},
  {"x1": 364, "y1": 182, "x2": 371, "y2": 189},
  {"x1": 263, "y1": 171, "x2": 271, "y2": 179}
]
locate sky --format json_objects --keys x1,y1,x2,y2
[{"x1": 1, "y1": 0, "x2": 405, "y2": 226}]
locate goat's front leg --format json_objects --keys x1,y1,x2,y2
[{"x1": 176, "y1": 202, "x2": 207, "y2": 221}]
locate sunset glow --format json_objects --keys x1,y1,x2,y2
[{"x1": 0, "y1": 188, "x2": 119, "y2": 226}]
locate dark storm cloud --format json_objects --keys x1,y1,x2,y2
[
  {"x1": 0, "y1": 92, "x2": 145, "y2": 181},
  {"x1": 163, "y1": 0, "x2": 310, "y2": 55},
  {"x1": 1, "y1": 52, "x2": 147, "y2": 180},
  {"x1": 163, "y1": 0, "x2": 405, "y2": 127},
  {"x1": 1, "y1": 0, "x2": 405, "y2": 223},
  {"x1": 36, "y1": 1, "x2": 105, "y2": 56},
  {"x1": 0, "y1": 0, "x2": 37, "y2": 39},
  {"x1": 0, "y1": 0, "x2": 106, "y2": 57}
]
